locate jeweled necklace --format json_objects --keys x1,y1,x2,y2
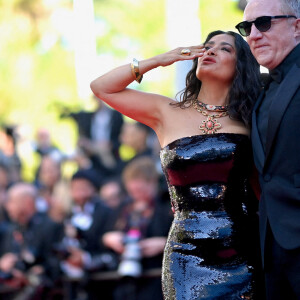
[
  {"x1": 192, "y1": 99, "x2": 229, "y2": 134},
  {"x1": 197, "y1": 100, "x2": 229, "y2": 112}
]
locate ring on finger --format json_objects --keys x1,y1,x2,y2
[{"x1": 181, "y1": 48, "x2": 191, "y2": 56}]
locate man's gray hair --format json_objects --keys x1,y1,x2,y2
[
  {"x1": 281, "y1": 0, "x2": 300, "y2": 17},
  {"x1": 246, "y1": 0, "x2": 300, "y2": 17}
]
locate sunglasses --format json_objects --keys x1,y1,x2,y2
[{"x1": 235, "y1": 15, "x2": 297, "y2": 37}]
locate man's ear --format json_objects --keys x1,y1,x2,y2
[{"x1": 294, "y1": 18, "x2": 300, "y2": 40}]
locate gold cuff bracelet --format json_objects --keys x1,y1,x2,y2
[{"x1": 131, "y1": 58, "x2": 143, "y2": 84}]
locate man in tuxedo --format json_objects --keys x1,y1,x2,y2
[
  {"x1": 235, "y1": 0, "x2": 300, "y2": 299},
  {"x1": 59, "y1": 169, "x2": 118, "y2": 299}
]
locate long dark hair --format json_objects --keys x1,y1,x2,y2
[{"x1": 174, "y1": 30, "x2": 262, "y2": 127}]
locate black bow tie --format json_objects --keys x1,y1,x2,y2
[{"x1": 269, "y1": 69, "x2": 282, "y2": 83}]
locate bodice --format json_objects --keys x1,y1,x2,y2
[{"x1": 160, "y1": 133, "x2": 254, "y2": 214}]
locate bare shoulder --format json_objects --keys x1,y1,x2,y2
[{"x1": 156, "y1": 102, "x2": 203, "y2": 147}]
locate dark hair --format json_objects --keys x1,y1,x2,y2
[
  {"x1": 71, "y1": 169, "x2": 101, "y2": 190},
  {"x1": 175, "y1": 30, "x2": 262, "y2": 127}
]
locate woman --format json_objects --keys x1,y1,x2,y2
[{"x1": 91, "y1": 30, "x2": 263, "y2": 299}]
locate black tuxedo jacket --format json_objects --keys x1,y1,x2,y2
[
  {"x1": 68, "y1": 197, "x2": 117, "y2": 255},
  {"x1": 71, "y1": 107, "x2": 124, "y2": 176},
  {"x1": 71, "y1": 108, "x2": 123, "y2": 152},
  {"x1": 0, "y1": 213, "x2": 64, "y2": 278},
  {"x1": 251, "y1": 54, "x2": 300, "y2": 262}
]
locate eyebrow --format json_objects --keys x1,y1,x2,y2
[{"x1": 205, "y1": 41, "x2": 235, "y2": 49}]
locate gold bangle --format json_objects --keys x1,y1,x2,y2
[{"x1": 130, "y1": 58, "x2": 143, "y2": 84}]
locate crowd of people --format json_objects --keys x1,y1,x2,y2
[{"x1": 0, "y1": 102, "x2": 173, "y2": 300}]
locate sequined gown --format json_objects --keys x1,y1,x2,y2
[{"x1": 160, "y1": 134, "x2": 262, "y2": 300}]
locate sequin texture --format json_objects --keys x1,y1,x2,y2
[{"x1": 160, "y1": 134, "x2": 261, "y2": 300}]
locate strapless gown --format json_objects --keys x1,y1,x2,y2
[{"x1": 160, "y1": 134, "x2": 262, "y2": 300}]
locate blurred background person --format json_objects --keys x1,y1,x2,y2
[
  {"x1": 118, "y1": 121, "x2": 157, "y2": 170},
  {"x1": 32, "y1": 127, "x2": 63, "y2": 161},
  {"x1": 99, "y1": 176, "x2": 128, "y2": 212},
  {"x1": 102, "y1": 156, "x2": 173, "y2": 300},
  {"x1": 66, "y1": 98, "x2": 124, "y2": 181},
  {"x1": 47, "y1": 180, "x2": 72, "y2": 225},
  {"x1": 0, "y1": 125, "x2": 22, "y2": 184},
  {"x1": 0, "y1": 182, "x2": 64, "y2": 299},
  {"x1": 0, "y1": 164, "x2": 13, "y2": 222},
  {"x1": 34, "y1": 154, "x2": 64, "y2": 214},
  {"x1": 55, "y1": 168, "x2": 118, "y2": 300},
  {"x1": 118, "y1": 121, "x2": 169, "y2": 202}
]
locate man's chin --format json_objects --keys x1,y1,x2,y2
[{"x1": 256, "y1": 55, "x2": 273, "y2": 70}]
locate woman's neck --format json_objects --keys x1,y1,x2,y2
[{"x1": 197, "y1": 81, "x2": 230, "y2": 106}]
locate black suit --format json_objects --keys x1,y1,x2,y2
[
  {"x1": 60, "y1": 197, "x2": 118, "y2": 300},
  {"x1": 70, "y1": 105, "x2": 124, "y2": 178},
  {"x1": 251, "y1": 44, "x2": 300, "y2": 299},
  {"x1": 0, "y1": 212, "x2": 64, "y2": 280},
  {"x1": 71, "y1": 107, "x2": 123, "y2": 154},
  {"x1": 65, "y1": 197, "x2": 117, "y2": 255}
]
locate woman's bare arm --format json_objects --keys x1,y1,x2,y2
[{"x1": 90, "y1": 46, "x2": 204, "y2": 131}]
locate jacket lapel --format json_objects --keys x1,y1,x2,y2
[
  {"x1": 264, "y1": 64, "x2": 300, "y2": 166},
  {"x1": 252, "y1": 90, "x2": 266, "y2": 172}
]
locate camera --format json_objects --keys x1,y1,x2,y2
[{"x1": 118, "y1": 229, "x2": 142, "y2": 278}]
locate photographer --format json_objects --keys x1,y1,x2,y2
[
  {"x1": 56, "y1": 169, "x2": 118, "y2": 299},
  {"x1": 0, "y1": 182, "x2": 64, "y2": 299},
  {"x1": 102, "y1": 157, "x2": 173, "y2": 300}
]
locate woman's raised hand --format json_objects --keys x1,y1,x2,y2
[{"x1": 155, "y1": 44, "x2": 205, "y2": 67}]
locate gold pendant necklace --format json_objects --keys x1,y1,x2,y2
[{"x1": 192, "y1": 99, "x2": 229, "y2": 134}]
